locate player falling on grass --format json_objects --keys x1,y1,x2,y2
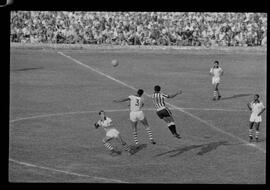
[
  {"x1": 247, "y1": 94, "x2": 266, "y2": 143},
  {"x1": 152, "y1": 85, "x2": 182, "y2": 139},
  {"x1": 113, "y1": 89, "x2": 156, "y2": 145},
  {"x1": 209, "y1": 60, "x2": 224, "y2": 100},
  {"x1": 94, "y1": 110, "x2": 133, "y2": 155}
]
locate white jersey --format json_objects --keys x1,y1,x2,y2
[
  {"x1": 129, "y1": 95, "x2": 144, "y2": 112},
  {"x1": 250, "y1": 101, "x2": 265, "y2": 115},
  {"x1": 97, "y1": 117, "x2": 114, "y2": 133},
  {"x1": 249, "y1": 101, "x2": 265, "y2": 122},
  {"x1": 210, "y1": 67, "x2": 223, "y2": 78}
]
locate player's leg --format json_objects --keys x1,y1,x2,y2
[
  {"x1": 213, "y1": 83, "x2": 218, "y2": 100},
  {"x1": 167, "y1": 108, "x2": 181, "y2": 138},
  {"x1": 115, "y1": 134, "x2": 132, "y2": 153},
  {"x1": 212, "y1": 78, "x2": 217, "y2": 100},
  {"x1": 216, "y1": 83, "x2": 221, "y2": 100},
  {"x1": 131, "y1": 120, "x2": 139, "y2": 145},
  {"x1": 166, "y1": 115, "x2": 181, "y2": 139},
  {"x1": 254, "y1": 122, "x2": 260, "y2": 142},
  {"x1": 130, "y1": 112, "x2": 140, "y2": 145},
  {"x1": 140, "y1": 116, "x2": 156, "y2": 144},
  {"x1": 249, "y1": 122, "x2": 255, "y2": 142},
  {"x1": 102, "y1": 136, "x2": 115, "y2": 153}
]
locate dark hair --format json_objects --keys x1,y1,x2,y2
[
  {"x1": 98, "y1": 110, "x2": 104, "y2": 115},
  {"x1": 214, "y1": 60, "x2": 219, "y2": 65},
  {"x1": 255, "y1": 94, "x2": 260, "y2": 98},
  {"x1": 154, "y1": 85, "x2": 161, "y2": 92},
  {"x1": 137, "y1": 89, "x2": 144, "y2": 96}
]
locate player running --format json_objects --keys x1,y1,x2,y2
[
  {"x1": 247, "y1": 94, "x2": 266, "y2": 143},
  {"x1": 152, "y1": 85, "x2": 182, "y2": 139},
  {"x1": 94, "y1": 110, "x2": 133, "y2": 155},
  {"x1": 113, "y1": 89, "x2": 156, "y2": 145},
  {"x1": 209, "y1": 60, "x2": 224, "y2": 100}
]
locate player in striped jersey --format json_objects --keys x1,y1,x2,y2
[
  {"x1": 113, "y1": 89, "x2": 156, "y2": 145},
  {"x1": 94, "y1": 110, "x2": 133, "y2": 155},
  {"x1": 152, "y1": 85, "x2": 182, "y2": 139},
  {"x1": 247, "y1": 94, "x2": 266, "y2": 143},
  {"x1": 209, "y1": 60, "x2": 224, "y2": 100}
]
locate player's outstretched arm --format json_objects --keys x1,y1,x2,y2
[
  {"x1": 168, "y1": 90, "x2": 182, "y2": 98},
  {"x1": 113, "y1": 97, "x2": 130, "y2": 103},
  {"x1": 209, "y1": 68, "x2": 213, "y2": 75}
]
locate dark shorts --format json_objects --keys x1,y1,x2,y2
[{"x1": 156, "y1": 107, "x2": 172, "y2": 119}]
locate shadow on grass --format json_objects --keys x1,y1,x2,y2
[
  {"x1": 130, "y1": 144, "x2": 147, "y2": 155},
  {"x1": 12, "y1": 67, "x2": 43, "y2": 72},
  {"x1": 220, "y1": 93, "x2": 252, "y2": 101},
  {"x1": 154, "y1": 141, "x2": 233, "y2": 158}
]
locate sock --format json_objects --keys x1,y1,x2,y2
[
  {"x1": 217, "y1": 90, "x2": 221, "y2": 97},
  {"x1": 249, "y1": 129, "x2": 254, "y2": 138},
  {"x1": 213, "y1": 91, "x2": 217, "y2": 98},
  {"x1": 168, "y1": 122, "x2": 177, "y2": 134},
  {"x1": 255, "y1": 130, "x2": 259, "y2": 140},
  {"x1": 133, "y1": 131, "x2": 139, "y2": 145},
  {"x1": 104, "y1": 142, "x2": 114, "y2": 151},
  {"x1": 145, "y1": 127, "x2": 154, "y2": 141}
]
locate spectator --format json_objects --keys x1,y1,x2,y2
[{"x1": 10, "y1": 11, "x2": 267, "y2": 47}]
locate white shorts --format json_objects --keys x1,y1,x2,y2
[
  {"x1": 250, "y1": 114, "x2": 262, "y2": 123},
  {"x1": 130, "y1": 111, "x2": 145, "y2": 122},
  {"x1": 106, "y1": 128, "x2": 120, "y2": 138},
  {"x1": 212, "y1": 77, "x2": 220, "y2": 85}
]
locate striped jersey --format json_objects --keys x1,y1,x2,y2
[{"x1": 152, "y1": 92, "x2": 169, "y2": 110}]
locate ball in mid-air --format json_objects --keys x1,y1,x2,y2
[{"x1": 111, "y1": 59, "x2": 119, "y2": 67}]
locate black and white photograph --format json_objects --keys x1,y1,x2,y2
[{"x1": 7, "y1": 2, "x2": 267, "y2": 184}]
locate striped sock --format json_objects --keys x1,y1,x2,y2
[
  {"x1": 104, "y1": 142, "x2": 114, "y2": 151},
  {"x1": 213, "y1": 91, "x2": 217, "y2": 98},
  {"x1": 249, "y1": 129, "x2": 254, "y2": 138},
  {"x1": 133, "y1": 132, "x2": 139, "y2": 145},
  {"x1": 255, "y1": 130, "x2": 259, "y2": 140},
  {"x1": 145, "y1": 127, "x2": 154, "y2": 141}
]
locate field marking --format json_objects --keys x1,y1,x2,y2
[
  {"x1": 9, "y1": 107, "x2": 247, "y2": 123},
  {"x1": 9, "y1": 158, "x2": 128, "y2": 183},
  {"x1": 57, "y1": 51, "x2": 266, "y2": 154},
  {"x1": 9, "y1": 109, "x2": 130, "y2": 123},
  {"x1": 179, "y1": 107, "x2": 248, "y2": 112}
]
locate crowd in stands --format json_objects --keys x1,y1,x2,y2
[{"x1": 10, "y1": 11, "x2": 267, "y2": 47}]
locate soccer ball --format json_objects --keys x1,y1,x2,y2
[{"x1": 111, "y1": 59, "x2": 119, "y2": 67}]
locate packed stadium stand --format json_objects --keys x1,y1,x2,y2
[{"x1": 10, "y1": 12, "x2": 267, "y2": 47}]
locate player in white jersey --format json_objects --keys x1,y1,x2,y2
[
  {"x1": 247, "y1": 94, "x2": 266, "y2": 143},
  {"x1": 113, "y1": 89, "x2": 156, "y2": 145},
  {"x1": 94, "y1": 110, "x2": 133, "y2": 155},
  {"x1": 209, "y1": 60, "x2": 224, "y2": 100}
]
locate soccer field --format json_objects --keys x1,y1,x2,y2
[{"x1": 9, "y1": 46, "x2": 266, "y2": 183}]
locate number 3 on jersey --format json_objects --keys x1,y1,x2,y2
[{"x1": 135, "y1": 98, "x2": 140, "y2": 106}]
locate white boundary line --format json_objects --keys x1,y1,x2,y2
[
  {"x1": 9, "y1": 109, "x2": 130, "y2": 123},
  {"x1": 57, "y1": 51, "x2": 266, "y2": 154},
  {"x1": 9, "y1": 158, "x2": 128, "y2": 183},
  {"x1": 179, "y1": 107, "x2": 248, "y2": 112},
  {"x1": 9, "y1": 107, "x2": 247, "y2": 123}
]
